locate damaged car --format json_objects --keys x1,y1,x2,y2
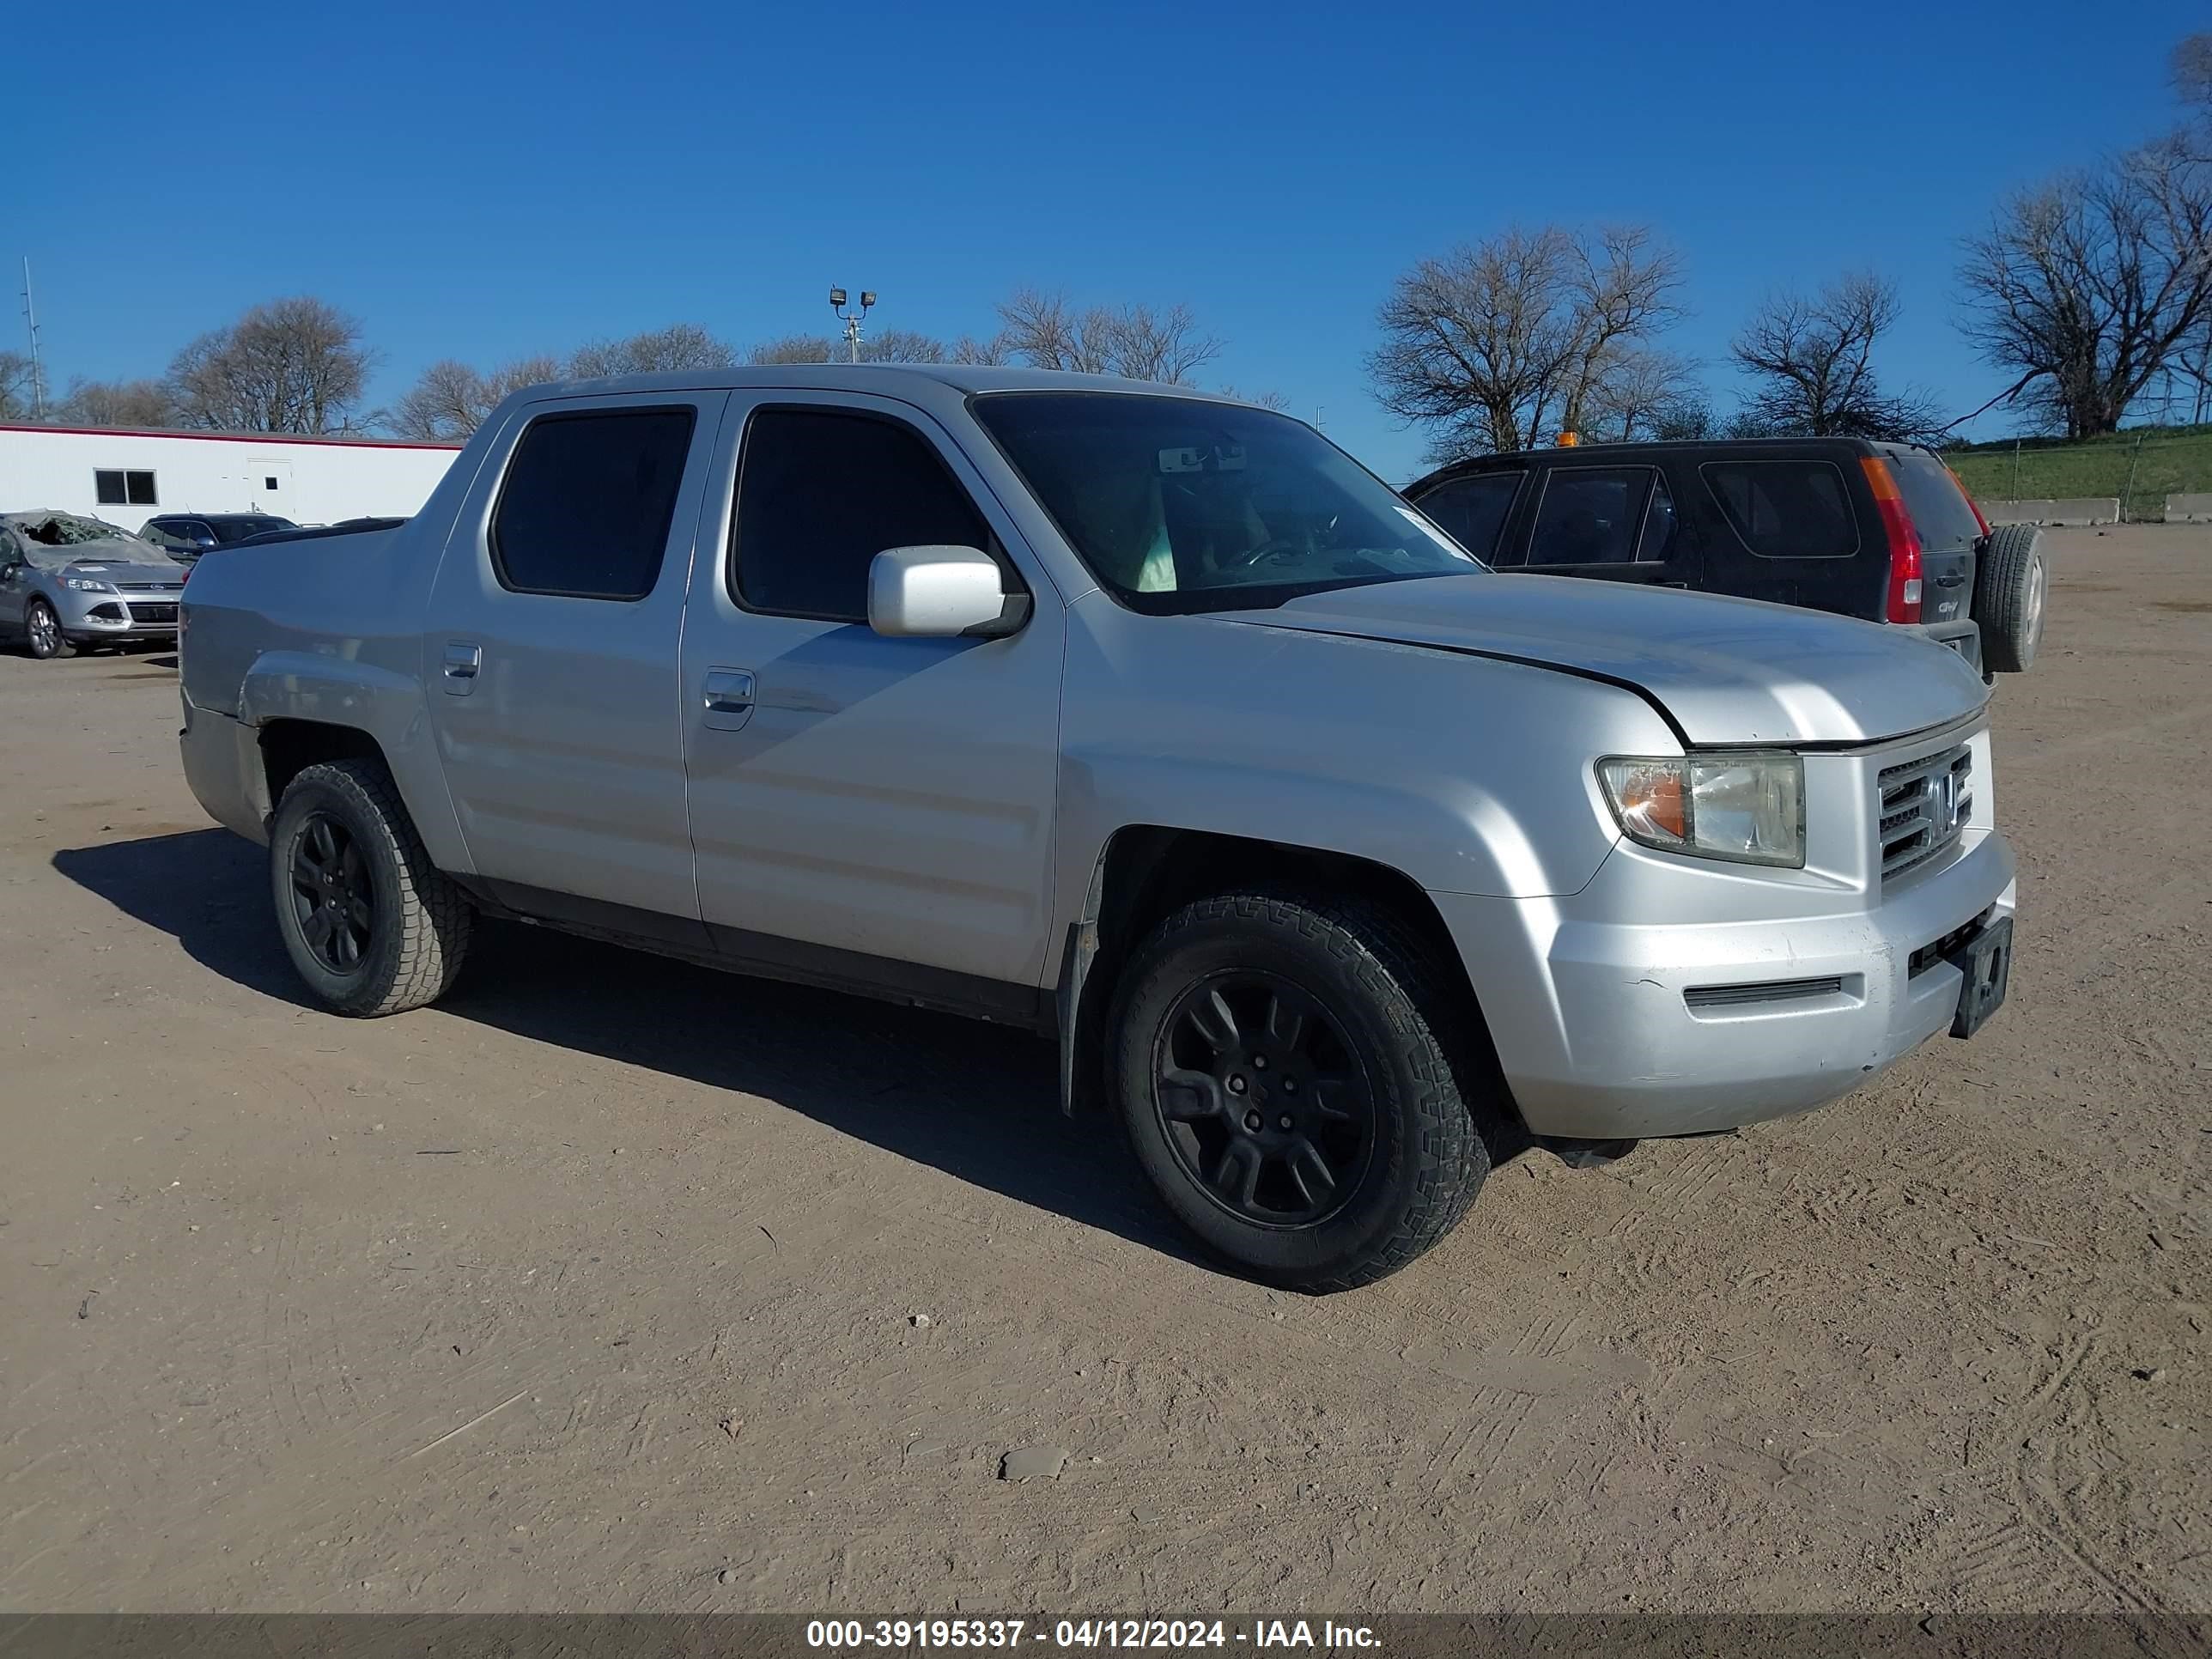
[{"x1": 0, "y1": 511, "x2": 190, "y2": 659}]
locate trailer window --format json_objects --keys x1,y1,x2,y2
[{"x1": 94, "y1": 470, "x2": 158, "y2": 507}]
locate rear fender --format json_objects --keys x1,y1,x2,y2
[{"x1": 238, "y1": 651, "x2": 471, "y2": 872}]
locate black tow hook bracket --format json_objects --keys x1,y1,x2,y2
[{"x1": 1534, "y1": 1135, "x2": 1641, "y2": 1170}]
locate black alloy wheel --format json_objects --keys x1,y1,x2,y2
[
  {"x1": 287, "y1": 812, "x2": 374, "y2": 975},
  {"x1": 1153, "y1": 971, "x2": 1376, "y2": 1228}
]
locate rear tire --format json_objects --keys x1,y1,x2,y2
[
  {"x1": 1975, "y1": 523, "x2": 2046, "y2": 673},
  {"x1": 269, "y1": 759, "x2": 472, "y2": 1016},
  {"x1": 1109, "y1": 889, "x2": 1494, "y2": 1292},
  {"x1": 24, "y1": 599, "x2": 72, "y2": 659}
]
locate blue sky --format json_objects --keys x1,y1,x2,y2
[{"x1": 15, "y1": 0, "x2": 2203, "y2": 479}]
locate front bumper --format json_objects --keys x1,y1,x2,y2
[
  {"x1": 1900, "y1": 618, "x2": 1982, "y2": 672},
  {"x1": 1437, "y1": 725, "x2": 2016, "y2": 1140},
  {"x1": 59, "y1": 590, "x2": 181, "y2": 643}
]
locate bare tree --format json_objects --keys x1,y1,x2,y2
[
  {"x1": 569, "y1": 323, "x2": 738, "y2": 377},
  {"x1": 1586, "y1": 349, "x2": 1705, "y2": 441},
  {"x1": 1213, "y1": 386, "x2": 1292, "y2": 411},
  {"x1": 0, "y1": 350, "x2": 39, "y2": 420},
  {"x1": 1959, "y1": 139, "x2": 2212, "y2": 438},
  {"x1": 2178, "y1": 32, "x2": 2212, "y2": 151},
  {"x1": 55, "y1": 379, "x2": 181, "y2": 428},
  {"x1": 167, "y1": 297, "x2": 374, "y2": 434},
  {"x1": 993, "y1": 289, "x2": 1222, "y2": 384},
  {"x1": 389, "y1": 355, "x2": 561, "y2": 441},
  {"x1": 747, "y1": 329, "x2": 952, "y2": 365},
  {"x1": 1367, "y1": 225, "x2": 1685, "y2": 461},
  {"x1": 1731, "y1": 274, "x2": 1944, "y2": 441},
  {"x1": 747, "y1": 333, "x2": 838, "y2": 364},
  {"x1": 951, "y1": 334, "x2": 1013, "y2": 367}
]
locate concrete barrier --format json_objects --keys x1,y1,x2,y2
[
  {"x1": 1979, "y1": 498, "x2": 2119, "y2": 526},
  {"x1": 2164, "y1": 493, "x2": 2212, "y2": 523}
]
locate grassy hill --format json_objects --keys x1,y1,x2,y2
[{"x1": 1948, "y1": 425, "x2": 2212, "y2": 516}]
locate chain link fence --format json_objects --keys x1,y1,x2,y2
[{"x1": 1949, "y1": 429, "x2": 2212, "y2": 520}]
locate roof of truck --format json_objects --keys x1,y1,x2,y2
[{"x1": 509, "y1": 363, "x2": 1242, "y2": 403}]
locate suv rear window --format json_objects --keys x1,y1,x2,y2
[
  {"x1": 1885, "y1": 451, "x2": 1984, "y2": 553},
  {"x1": 1413, "y1": 471, "x2": 1521, "y2": 562},
  {"x1": 1700, "y1": 460, "x2": 1857, "y2": 559}
]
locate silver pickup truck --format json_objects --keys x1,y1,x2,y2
[{"x1": 179, "y1": 366, "x2": 2016, "y2": 1291}]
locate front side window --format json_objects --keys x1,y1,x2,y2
[
  {"x1": 971, "y1": 392, "x2": 1480, "y2": 614},
  {"x1": 1413, "y1": 470, "x2": 1522, "y2": 564},
  {"x1": 1526, "y1": 467, "x2": 1656, "y2": 567},
  {"x1": 1701, "y1": 460, "x2": 1857, "y2": 559},
  {"x1": 490, "y1": 408, "x2": 695, "y2": 599},
  {"x1": 732, "y1": 407, "x2": 993, "y2": 623}
]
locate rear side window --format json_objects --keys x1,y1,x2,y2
[
  {"x1": 490, "y1": 408, "x2": 696, "y2": 599},
  {"x1": 1527, "y1": 467, "x2": 1655, "y2": 566},
  {"x1": 1413, "y1": 471, "x2": 1522, "y2": 562},
  {"x1": 1886, "y1": 451, "x2": 1984, "y2": 552},
  {"x1": 1637, "y1": 474, "x2": 1678, "y2": 563},
  {"x1": 732, "y1": 408, "x2": 992, "y2": 622},
  {"x1": 1700, "y1": 460, "x2": 1857, "y2": 559}
]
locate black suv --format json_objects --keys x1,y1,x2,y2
[
  {"x1": 1404, "y1": 438, "x2": 2045, "y2": 675},
  {"x1": 139, "y1": 514, "x2": 300, "y2": 565}
]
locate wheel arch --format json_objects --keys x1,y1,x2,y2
[{"x1": 1053, "y1": 825, "x2": 1506, "y2": 1123}]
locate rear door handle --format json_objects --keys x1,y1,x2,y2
[
  {"x1": 1935, "y1": 572, "x2": 1967, "y2": 586},
  {"x1": 441, "y1": 641, "x2": 482, "y2": 696},
  {"x1": 702, "y1": 667, "x2": 757, "y2": 732}
]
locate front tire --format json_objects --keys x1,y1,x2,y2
[
  {"x1": 269, "y1": 759, "x2": 472, "y2": 1016},
  {"x1": 24, "y1": 599, "x2": 72, "y2": 659},
  {"x1": 1109, "y1": 890, "x2": 1494, "y2": 1292}
]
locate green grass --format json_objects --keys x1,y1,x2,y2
[{"x1": 1948, "y1": 425, "x2": 2212, "y2": 517}]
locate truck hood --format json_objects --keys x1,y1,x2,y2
[{"x1": 1217, "y1": 574, "x2": 1989, "y2": 746}]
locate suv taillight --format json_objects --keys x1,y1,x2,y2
[{"x1": 1861, "y1": 456, "x2": 1923, "y2": 623}]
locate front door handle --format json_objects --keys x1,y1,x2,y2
[
  {"x1": 441, "y1": 640, "x2": 482, "y2": 696},
  {"x1": 702, "y1": 667, "x2": 757, "y2": 732}
]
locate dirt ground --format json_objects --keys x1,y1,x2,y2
[{"x1": 1, "y1": 525, "x2": 2205, "y2": 1618}]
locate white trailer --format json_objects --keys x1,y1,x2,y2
[{"x1": 0, "y1": 424, "x2": 461, "y2": 528}]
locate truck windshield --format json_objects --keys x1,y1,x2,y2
[{"x1": 971, "y1": 392, "x2": 1483, "y2": 613}]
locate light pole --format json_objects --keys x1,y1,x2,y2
[{"x1": 829, "y1": 287, "x2": 876, "y2": 363}]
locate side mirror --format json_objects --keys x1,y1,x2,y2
[{"x1": 866, "y1": 545, "x2": 1028, "y2": 638}]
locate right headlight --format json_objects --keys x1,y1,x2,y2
[{"x1": 1597, "y1": 753, "x2": 1805, "y2": 868}]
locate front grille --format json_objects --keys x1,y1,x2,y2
[
  {"x1": 1910, "y1": 908, "x2": 1995, "y2": 978},
  {"x1": 1877, "y1": 743, "x2": 1972, "y2": 882},
  {"x1": 126, "y1": 603, "x2": 178, "y2": 624},
  {"x1": 114, "y1": 582, "x2": 183, "y2": 593}
]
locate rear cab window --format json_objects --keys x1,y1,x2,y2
[
  {"x1": 1700, "y1": 460, "x2": 1858, "y2": 559},
  {"x1": 490, "y1": 408, "x2": 696, "y2": 599}
]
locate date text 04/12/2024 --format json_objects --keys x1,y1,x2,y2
[{"x1": 805, "y1": 1620, "x2": 1382, "y2": 1650}]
